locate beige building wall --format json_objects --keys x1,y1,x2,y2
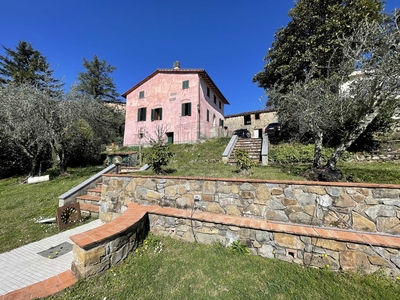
[{"x1": 224, "y1": 110, "x2": 277, "y2": 138}]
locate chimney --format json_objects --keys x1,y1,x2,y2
[{"x1": 173, "y1": 61, "x2": 180, "y2": 70}]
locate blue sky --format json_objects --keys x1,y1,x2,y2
[{"x1": 2, "y1": 0, "x2": 399, "y2": 115}]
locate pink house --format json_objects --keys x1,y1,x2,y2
[{"x1": 122, "y1": 62, "x2": 230, "y2": 146}]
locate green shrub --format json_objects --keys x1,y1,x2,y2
[
  {"x1": 146, "y1": 142, "x2": 173, "y2": 174},
  {"x1": 269, "y1": 143, "x2": 349, "y2": 164},
  {"x1": 234, "y1": 149, "x2": 257, "y2": 173}
]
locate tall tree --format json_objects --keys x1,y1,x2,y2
[
  {"x1": 0, "y1": 41, "x2": 63, "y2": 94},
  {"x1": 253, "y1": 0, "x2": 383, "y2": 101},
  {"x1": 269, "y1": 11, "x2": 400, "y2": 180},
  {"x1": 76, "y1": 55, "x2": 119, "y2": 102}
]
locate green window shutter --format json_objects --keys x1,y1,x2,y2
[
  {"x1": 139, "y1": 91, "x2": 145, "y2": 99},
  {"x1": 137, "y1": 108, "x2": 140, "y2": 121},
  {"x1": 207, "y1": 110, "x2": 209, "y2": 122},
  {"x1": 188, "y1": 103, "x2": 191, "y2": 116},
  {"x1": 159, "y1": 108, "x2": 162, "y2": 120},
  {"x1": 181, "y1": 103, "x2": 185, "y2": 116},
  {"x1": 143, "y1": 107, "x2": 147, "y2": 121},
  {"x1": 182, "y1": 80, "x2": 189, "y2": 89},
  {"x1": 151, "y1": 109, "x2": 154, "y2": 121}
]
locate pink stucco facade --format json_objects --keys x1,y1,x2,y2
[{"x1": 123, "y1": 69, "x2": 229, "y2": 146}]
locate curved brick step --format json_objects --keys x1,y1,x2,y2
[{"x1": 79, "y1": 203, "x2": 100, "y2": 217}]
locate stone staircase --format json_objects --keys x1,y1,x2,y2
[
  {"x1": 76, "y1": 182, "x2": 102, "y2": 218},
  {"x1": 228, "y1": 138, "x2": 262, "y2": 164}
]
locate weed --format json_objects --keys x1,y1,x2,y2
[{"x1": 229, "y1": 240, "x2": 250, "y2": 255}]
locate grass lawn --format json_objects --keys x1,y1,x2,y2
[
  {"x1": 1, "y1": 139, "x2": 400, "y2": 298},
  {"x1": 47, "y1": 233, "x2": 400, "y2": 300},
  {"x1": 0, "y1": 166, "x2": 100, "y2": 253}
]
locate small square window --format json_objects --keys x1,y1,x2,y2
[
  {"x1": 213, "y1": 95, "x2": 216, "y2": 104},
  {"x1": 182, "y1": 80, "x2": 189, "y2": 89},
  {"x1": 219, "y1": 119, "x2": 224, "y2": 127},
  {"x1": 255, "y1": 113, "x2": 260, "y2": 120},
  {"x1": 207, "y1": 87, "x2": 210, "y2": 97},
  {"x1": 139, "y1": 91, "x2": 145, "y2": 99}
]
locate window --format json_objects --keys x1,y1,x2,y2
[
  {"x1": 219, "y1": 119, "x2": 224, "y2": 127},
  {"x1": 219, "y1": 101, "x2": 222, "y2": 109},
  {"x1": 207, "y1": 109, "x2": 209, "y2": 122},
  {"x1": 182, "y1": 80, "x2": 189, "y2": 89},
  {"x1": 207, "y1": 87, "x2": 210, "y2": 97},
  {"x1": 255, "y1": 113, "x2": 260, "y2": 120},
  {"x1": 213, "y1": 95, "x2": 216, "y2": 104},
  {"x1": 139, "y1": 91, "x2": 145, "y2": 99},
  {"x1": 244, "y1": 115, "x2": 251, "y2": 125},
  {"x1": 137, "y1": 107, "x2": 147, "y2": 121},
  {"x1": 181, "y1": 102, "x2": 191, "y2": 116},
  {"x1": 151, "y1": 108, "x2": 162, "y2": 121}
]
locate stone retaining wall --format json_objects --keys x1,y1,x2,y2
[
  {"x1": 149, "y1": 214, "x2": 400, "y2": 274},
  {"x1": 70, "y1": 213, "x2": 148, "y2": 278},
  {"x1": 101, "y1": 175, "x2": 400, "y2": 235}
]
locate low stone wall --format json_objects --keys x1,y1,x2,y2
[
  {"x1": 149, "y1": 213, "x2": 400, "y2": 275},
  {"x1": 70, "y1": 203, "x2": 400, "y2": 278},
  {"x1": 70, "y1": 211, "x2": 148, "y2": 278},
  {"x1": 100, "y1": 175, "x2": 400, "y2": 235}
]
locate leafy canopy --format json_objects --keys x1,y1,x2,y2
[{"x1": 253, "y1": 0, "x2": 383, "y2": 99}]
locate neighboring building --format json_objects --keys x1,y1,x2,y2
[
  {"x1": 104, "y1": 100, "x2": 126, "y2": 112},
  {"x1": 122, "y1": 62, "x2": 229, "y2": 146},
  {"x1": 224, "y1": 109, "x2": 277, "y2": 138}
]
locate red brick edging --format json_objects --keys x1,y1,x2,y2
[{"x1": 0, "y1": 270, "x2": 76, "y2": 300}]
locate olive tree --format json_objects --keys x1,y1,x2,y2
[{"x1": 269, "y1": 11, "x2": 400, "y2": 180}]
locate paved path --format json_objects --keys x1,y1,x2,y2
[{"x1": 0, "y1": 219, "x2": 103, "y2": 298}]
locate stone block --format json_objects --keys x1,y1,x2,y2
[
  {"x1": 241, "y1": 183, "x2": 256, "y2": 191},
  {"x1": 317, "y1": 195, "x2": 333, "y2": 207},
  {"x1": 265, "y1": 209, "x2": 289, "y2": 222},
  {"x1": 146, "y1": 190, "x2": 162, "y2": 201},
  {"x1": 202, "y1": 194, "x2": 214, "y2": 202},
  {"x1": 340, "y1": 251, "x2": 370, "y2": 271},
  {"x1": 225, "y1": 205, "x2": 241, "y2": 216},
  {"x1": 311, "y1": 238, "x2": 346, "y2": 251},
  {"x1": 255, "y1": 185, "x2": 271, "y2": 204},
  {"x1": 165, "y1": 186, "x2": 177, "y2": 197},
  {"x1": 288, "y1": 212, "x2": 312, "y2": 224},
  {"x1": 271, "y1": 187, "x2": 283, "y2": 195},
  {"x1": 243, "y1": 204, "x2": 263, "y2": 217},
  {"x1": 282, "y1": 198, "x2": 297, "y2": 206},
  {"x1": 304, "y1": 253, "x2": 340, "y2": 270},
  {"x1": 143, "y1": 179, "x2": 157, "y2": 190},
  {"x1": 376, "y1": 217, "x2": 400, "y2": 234},
  {"x1": 305, "y1": 186, "x2": 326, "y2": 195},
  {"x1": 203, "y1": 181, "x2": 216, "y2": 194},
  {"x1": 274, "y1": 233, "x2": 305, "y2": 250},
  {"x1": 368, "y1": 255, "x2": 389, "y2": 266},
  {"x1": 350, "y1": 193, "x2": 365, "y2": 203},
  {"x1": 240, "y1": 191, "x2": 255, "y2": 199},
  {"x1": 206, "y1": 202, "x2": 225, "y2": 214},
  {"x1": 283, "y1": 188, "x2": 295, "y2": 198},
  {"x1": 298, "y1": 193, "x2": 316, "y2": 206},
  {"x1": 352, "y1": 212, "x2": 376, "y2": 232},
  {"x1": 258, "y1": 244, "x2": 274, "y2": 258},
  {"x1": 365, "y1": 205, "x2": 396, "y2": 220},
  {"x1": 372, "y1": 189, "x2": 399, "y2": 199},
  {"x1": 335, "y1": 194, "x2": 356, "y2": 208}
]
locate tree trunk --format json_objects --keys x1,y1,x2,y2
[
  {"x1": 313, "y1": 130, "x2": 323, "y2": 168},
  {"x1": 327, "y1": 108, "x2": 381, "y2": 170}
]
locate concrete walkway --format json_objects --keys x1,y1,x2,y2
[{"x1": 0, "y1": 219, "x2": 103, "y2": 299}]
